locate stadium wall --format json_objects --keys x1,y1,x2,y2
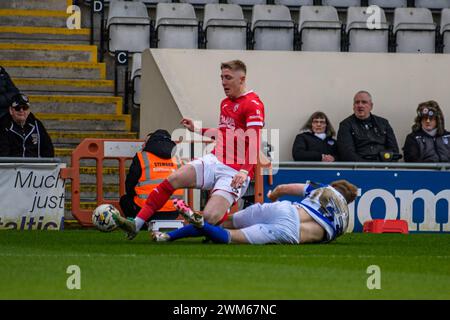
[{"x1": 141, "y1": 49, "x2": 450, "y2": 161}]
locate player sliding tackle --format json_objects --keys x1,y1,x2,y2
[
  {"x1": 112, "y1": 60, "x2": 265, "y2": 240},
  {"x1": 153, "y1": 180, "x2": 358, "y2": 244}
]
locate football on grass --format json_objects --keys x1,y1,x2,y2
[{"x1": 92, "y1": 204, "x2": 119, "y2": 232}]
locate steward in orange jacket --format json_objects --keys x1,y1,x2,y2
[{"x1": 119, "y1": 129, "x2": 182, "y2": 221}]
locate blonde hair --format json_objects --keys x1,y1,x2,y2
[{"x1": 221, "y1": 60, "x2": 247, "y2": 74}]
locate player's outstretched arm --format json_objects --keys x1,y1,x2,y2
[{"x1": 267, "y1": 183, "x2": 306, "y2": 201}]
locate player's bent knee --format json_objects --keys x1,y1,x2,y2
[{"x1": 229, "y1": 229, "x2": 249, "y2": 244}]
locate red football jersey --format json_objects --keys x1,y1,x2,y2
[{"x1": 209, "y1": 91, "x2": 265, "y2": 178}]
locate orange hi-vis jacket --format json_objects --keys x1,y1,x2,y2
[{"x1": 134, "y1": 151, "x2": 183, "y2": 211}]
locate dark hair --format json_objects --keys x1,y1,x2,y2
[
  {"x1": 330, "y1": 180, "x2": 358, "y2": 204},
  {"x1": 412, "y1": 100, "x2": 445, "y2": 136},
  {"x1": 301, "y1": 111, "x2": 336, "y2": 138},
  {"x1": 220, "y1": 60, "x2": 247, "y2": 74}
]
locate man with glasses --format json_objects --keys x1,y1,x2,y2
[{"x1": 0, "y1": 93, "x2": 54, "y2": 158}]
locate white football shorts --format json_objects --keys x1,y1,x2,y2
[
  {"x1": 188, "y1": 153, "x2": 249, "y2": 204},
  {"x1": 231, "y1": 201, "x2": 300, "y2": 244}
]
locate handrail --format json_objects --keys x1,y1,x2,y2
[
  {"x1": 0, "y1": 157, "x2": 62, "y2": 163},
  {"x1": 277, "y1": 161, "x2": 450, "y2": 170}
]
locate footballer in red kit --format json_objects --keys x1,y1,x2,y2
[{"x1": 112, "y1": 60, "x2": 266, "y2": 240}]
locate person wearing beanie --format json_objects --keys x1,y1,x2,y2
[{"x1": 403, "y1": 100, "x2": 450, "y2": 162}]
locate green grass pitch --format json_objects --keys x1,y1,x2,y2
[{"x1": 0, "y1": 230, "x2": 449, "y2": 300}]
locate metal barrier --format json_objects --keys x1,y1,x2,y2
[{"x1": 61, "y1": 138, "x2": 272, "y2": 226}]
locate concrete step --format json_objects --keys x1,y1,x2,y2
[
  {"x1": 37, "y1": 113, "x2": 131, "y2": 131},
  {"x1": 30, "y1": 95, "x2": 122, "y2": 115},
  {"x1": 1, "y1": 60, "x2": 105, "y2": 80},
  {"x1": 14, "y1": 78, "x2": 114, "y2": 96},
  {"x1": 0, "y1": 26, "x2": 90, "y2": 44},
  {"x1": 0, "y1": 43, "x2": 96, "y2": 62},
  {"x1": 0, "y1": 9, "x2": 70, "y2": 28},
  {"x1": 65, "y1": 201, "x2": 98, "y2": 212},
  {"x1": 49, "y1": 130, "x2": 138, "y2": 147},
  {"x1": 0, "y1": 0, "x2": 73, "y2": 11}
]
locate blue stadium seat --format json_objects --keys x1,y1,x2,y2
[
  {"x1": 203, "y1": 4, "x2": 247, "y2": 50},
  {"x1": 346, "y1": 6, "x2": 389, "y2": 52},
  {"x1": 298, "y1": 6, "x2": 342, "y2": 51},
  {"x1": 394, "y1": 8, "x2": 436, "y2": 53},
  {"x1": 251, "y1": 5, "x2": 295, "y2": 51}
]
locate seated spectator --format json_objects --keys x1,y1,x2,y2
[
  {"x1": 0, "y1": 93, "x2": 54, "y2": 158},
  {"x1": 292, "y1": 111, "x2": 337, "y2": 162},
  {"x1": 403, "y1": 101, "x2": 450, "y2": 162},
  {"x1": 0, "y1": 66, "x2": 20, "y2": 119},
  {"x1": 337, "y1": 90, "x2": 400, "y2": 162},
  {"x1": 119, "y1": 129, "x2": 182, "y2": 222}
]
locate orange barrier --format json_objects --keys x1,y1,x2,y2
[
  {"x1": 60, "y1": 138, "x2": 142, "y2": 226},
  {"x1": 61, "y1": 138, "x2": 272, "y2": 226}
]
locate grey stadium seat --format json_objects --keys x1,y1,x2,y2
[
  {"x1": 251, "y1": 5, "x2": 295, "y2": 51},
  {"x1": 394, "y1": 8, "x2": 436, "y2": 53},
  {"x1": 274, "y1": 0, "x2": 313, "y2": 7},
  {"x1": 131, "y1": 53, "x2": 142, "y2": 106},
  {"x1": 107, "y1": 0, "x2": 151, "y2": 54},
  {"x1": 442, "y1": 9, "x2": 450, "y2": 53},
  {"x1": 180, "y1": 0, "x2": 220, "y2": 5},
  {"x1": 321, "y1": 0, "x2": 361, "y2": 7},
  {"x1": 346, "y1": 6, "x2": 389, "y2": 52},
  {"x1": 227, "y1": 0, "x2": 266, "y2": 6},
  {"x1": 203, "y1": 4, "x2": 247, "y2": 50},
  {"x1": 368, "y1": 1, "x2": 407, "y2": 9},
  {"x1": 298, "y1": 6, "x2": 342, "y2": 52},
  {"x1": 156, "y1": 3, "x2": 199, "y2": 48},
  {"x1": 415, "y1": 0, "x2": 450, "y2": 10}
]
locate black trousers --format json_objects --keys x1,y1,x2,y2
[{"x1": 119, "y1": 194, "x2": 179, "y2": 220}]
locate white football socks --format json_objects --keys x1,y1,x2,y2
[{"x1": 135, "y1": 217, "x2": 145, "y2": 231}]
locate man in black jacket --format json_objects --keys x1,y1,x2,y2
[
  {"x1": 0, "y1": 66, "x2": 20, "y2": 119},
  {"x1": 337, "y1": 91, "x2": 399, "y2": 162},
  {"x1": 0, "y1": 93, "x2": 54, "y2": 158}
]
